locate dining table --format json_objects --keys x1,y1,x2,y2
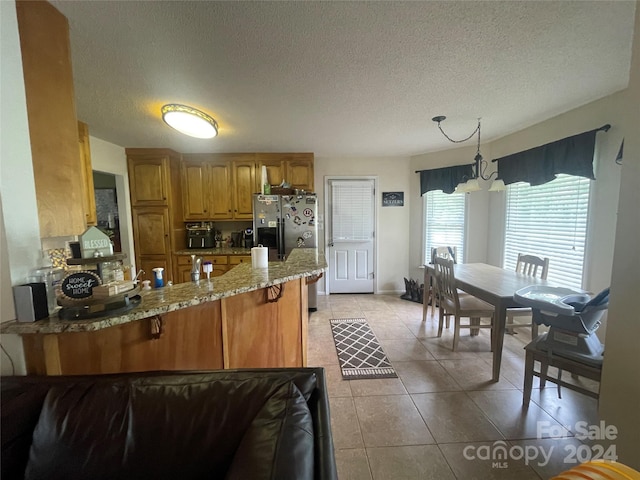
[{"x1": 422, "y1": 262, "x2": 552, "y2": 382}]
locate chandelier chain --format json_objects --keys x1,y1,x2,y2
[{"x1": 435, "y1": 119, "x2": 481, "y2": 144}]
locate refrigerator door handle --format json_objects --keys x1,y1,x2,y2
[{"x1": 278, "y1": 218, "x2": 286, "y2": 259}]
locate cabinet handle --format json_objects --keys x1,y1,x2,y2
[
  {"x1": 266, "y1": 284, "x2": 284, "y2": 303},
  {"x1": 150, "y1": 315, "x2": 164, "y2": 339}
]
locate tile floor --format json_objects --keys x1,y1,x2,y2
[{"x1": 308, "y1": 293, "x2": 602, "y2": 480}]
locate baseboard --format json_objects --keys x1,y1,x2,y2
[{"x1": 376, "y1": 289, "x2": 405, "y2": 295}]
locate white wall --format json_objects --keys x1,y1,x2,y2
[
  {"x1": 599, "y1": 1, "x2": 640, "y2": 468},
  {"x1": 314, "y1": 156, "x2": 412, "y2": 294},
  {"x1": 88, "y1": 136, "x2": 135, "y2": 273},
  {"x1": 0, "y1": 0, "x2": 40, "y2": 375}
]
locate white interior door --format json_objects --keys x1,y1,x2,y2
[{"x1": 327, "y1": 178, "x2": 375, "y2": 293}]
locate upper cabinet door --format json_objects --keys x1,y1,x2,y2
[
  {"x1": 256, "y1": 154, "x2": 285, "y2": 191},
  {"x1": 232, "y1": 157, "x2": 256, "y2": 219},
  {"x1": 128, "y1": 157, "x2": 169, "y2": 207},
  {"x1": 181, "y1": 159, "x2": 209, "y2": 220},
  {"x1": 210, "y1": 161, "x2": 233, "y2": 219},
  {"x1": 286, "y1": 154, "x2": 315, "y2": 192}
]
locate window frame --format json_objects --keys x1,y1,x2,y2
[
  {"x1": 422, "y1": 189, "x2": 467, "y2": 265},
  {"x1": 502, "y1": 174, "x2": 592, "y2": 289}
]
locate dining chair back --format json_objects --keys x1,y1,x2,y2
[
  {"x1": 508, "y1": 253, "x2": 550, "y2": 338},
  {"x1": 515, "y1": 254, "x2": 549, "y2": 280},
  {"x1": 423, "y1": 246, "x2": 458, "y2": 319},
  {"x1": 431, "y1": 246, "x2": 457, "y2": 264},
  {"x1": 433, "y1": 257, "x2": 496, "y2": 351}
]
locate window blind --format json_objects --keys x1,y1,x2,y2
[
  {"x1": 330, "y1": 180, "x2": 374, "y2": 241},
  {"x1": 503, "y1": 174, "x2": 590, "y2": 289},
  {"x1": 423, "y1": 190, "x2": 466, "y2": 264}
]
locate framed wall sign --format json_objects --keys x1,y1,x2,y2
[{"x1": 382, "y1": 191, "x2": 404, "y2": 207}]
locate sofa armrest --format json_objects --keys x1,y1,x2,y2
[{"x1": 307, "y1": 368, "x2": 338, "y2": 480}]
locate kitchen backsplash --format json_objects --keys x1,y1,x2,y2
[{"x1": 186, "y1": 221, "x2": 252, "y2": 246}]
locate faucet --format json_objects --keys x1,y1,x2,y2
[{"x1": 190, "y1": 255, "x2": 202, "y2": 282}]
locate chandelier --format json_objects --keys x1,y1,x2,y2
[{"x1": 432, "y1": 116, "x2": 505, "y2": 192}]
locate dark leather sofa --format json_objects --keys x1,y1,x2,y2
[{"x1": 1, "y1": 368, "x2": 338, "y2": 480}]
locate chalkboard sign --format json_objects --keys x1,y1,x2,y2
[
  {"x1": 60, "y1": 271, "x2": 101, "y2": 300},
  {"x1": 382, "y1": 192, "x2": 404, "y2": 207}
]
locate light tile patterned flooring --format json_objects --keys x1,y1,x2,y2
[{"x1": 308, "y1": 294, "x2": 601, "y2": 480}]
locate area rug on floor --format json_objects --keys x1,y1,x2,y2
[{"x1": 330, "y1": 318, "x2": 397, "y2": 380}]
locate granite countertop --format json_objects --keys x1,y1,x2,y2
[
  {"x1": 1, "y1": 249, "x2": 326, "y2": 335},
  {"x1": 175, "y1": 248, "x2": 252, "y2": 255}
]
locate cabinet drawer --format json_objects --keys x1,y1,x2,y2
[
  {"x1": 207, "y1": 255, "x2": 228, "y2": 265},
  {"x1": 177, "y1": 254, "x2": 228, "y2": 265},
  {"x1": 229, "y1": 255, "x2": 252, "y2": 265}
]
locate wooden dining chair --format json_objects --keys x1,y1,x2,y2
[
  {"x1": 433, "y1": 257, "x2": 496, "y2": 351},
  {"x1": 431, "y1": 246, "x2": 457, "y2": 264},
  {"x1": 424, "y1": 246, "x2": 457, "y2": 319},
  {"x1": 506, "y1": 253, "x2": 550, "y2": 338}
]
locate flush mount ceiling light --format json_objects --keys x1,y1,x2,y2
[
  {"x1": 432, "y1": 115, "x2": 505, "y2": 192},
  {"x1": 161, "y1": 104, "x2": 218, "y2": 139}
]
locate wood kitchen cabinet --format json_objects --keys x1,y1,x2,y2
[
  {"x1": 78, "y1": 121, "x2": 97, "y2": 226},
  {"x1": 128, "y1": 156, "x2": 171, "y2": 207},
  {"x1": 286, "y1": 155, "x2": 315, "y2": 192},
  {"x1": 181, "y1": 154, "x2": 233, "y2": 221},
  {"x1": 209, "y1": 160, "x2": 233, "y2": 219},
  {"x1": 133, "y1": 208, "x2": 172, "y2": 256},
  {"x1": 127, "y1": 149, "x2": 185, "y2": 283},
  {"x1": 256, "y1": 153, "x2": 315, "y2": 193},
  {"x1": 17, "y1": 0, "x2": 87, "y2": 237},
  {"x1": 175, "y1": 254, "x2": 228, "y2": 283},
  {"x1": 256, "y1": 154, "x2": 286, "y2": 188},
  {"x1": 180, "y1": 153, "x2": 314, "y2": 222},
  {"x1": 231, "y1": 156, "x2": 256, "y2": 219},
  {"x1": 133, "y1": 207, "x2": 172, "y2": 283},
  {"x1": 228, "y1": 255, "x2": 252, "y2": 266},
  {"x1": 181, "y1": 155, "x2": 211, "y2": 220},
  {"x1": 175, "y1": 254, "x2": 249, "y2": 284},
  {"x1": 22, "y1": 302, "x2": 224, "y2": 375},
  {"x1": 180, "y1": 154, "x2": 256, "y2": 221}
]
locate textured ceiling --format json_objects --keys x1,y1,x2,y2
[{"x1": 50, "y1": 0, "x2": 636, "y2": 157}]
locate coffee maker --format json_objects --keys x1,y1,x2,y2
[{"x1": 243, "y1": 228, "x2": 253, "y2": 249}]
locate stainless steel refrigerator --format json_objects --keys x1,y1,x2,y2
[{"x1": 253, "y1": 193, "x2": 319, "y2": 309}]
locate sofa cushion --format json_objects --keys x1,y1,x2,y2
[
  {"x1": 23, "y1": 373, "x2": 317, "y2": 480},
  {"x1": 225, "y1": 381, "x2": 314, "y2": 480}
]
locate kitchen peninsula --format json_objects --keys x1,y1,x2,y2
[{"x1": 1, "y1": 249, "x2": 326, "y2": 376}]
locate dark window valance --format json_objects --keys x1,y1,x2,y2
[
  {"x1": 417, "y1": 164, "x2": 474, "y2": 195},
  {"x1": 494, "y1": 126, "x2": 608, "y2": 186}
]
